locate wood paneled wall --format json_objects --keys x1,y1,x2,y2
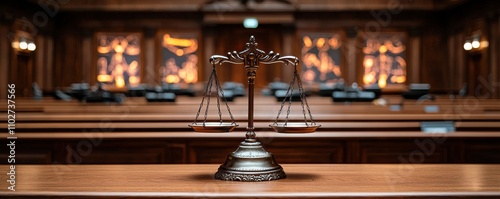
[
  {"x1": 445, "y1": 0, "x2": 500, "y2": 97},
  {"x1": 0, "y1": 0, "x2": 499, "y2": 98}
]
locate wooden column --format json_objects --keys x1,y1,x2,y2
[
  {"x1": 409, "y1": 30, "x2": 421, "y2": 84},
  {"x1": 81, "y1": 30, "x2": 92, "y2": 84},
  {"x1": 34, "y1": 35, "x2": 45, "y2": 89},
  {"x1": 203, "y1": 28, "x2": 215, "y2": 81},
  {"x1": 456, "y1": 32, "x2": 466, "y2": 91},
  {"x1": 281, "y1": 27, "x2": 294, "y2": 83},
  {"x1": 345, "y1": 28, "x2": 358, "y2": 85},
  {"x1": 447, "y1": 34, "x2": 455, "y2": 90},
  {"x1": 44, "y1": 36, "x2": 54, "y2": 91},
  {"x1": 0, "y1": 24, "x2": 9, "y2": 99},
  {"x1": 490, "y1": 17, "x2": 499, "y2": 98},
  {"x1": 144, "y1": 28, "x2": 156, "y2": 85}
]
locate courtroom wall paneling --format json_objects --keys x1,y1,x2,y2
[
  {"x1": 358, "y1": 139, "x2": 451, "y2": 163},
  {"x1": 63, "y1": 139, "x2": 186, "y2": 164},
  {"x1": 0, "y1": 23, "x2": 9, "y2": 99},
  {"x1": 420, "y1": 28, "x2": 450, "y2": 93},
  {"x1": 464, "y1": 139, "x2": 500, "y2": 163},
  {"x1": 212, "y1": 24, "x2": 284, "y2": 89}
]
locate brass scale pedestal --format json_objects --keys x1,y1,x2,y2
[{"x1": 189, "y1": 36, "x2": 320, "y2": 181}]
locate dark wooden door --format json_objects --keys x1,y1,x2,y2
[{"x1": 10, "y1": 54, "x2": 33, "y2": 97}]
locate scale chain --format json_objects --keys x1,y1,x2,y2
[
  {"x1": 296, "y1": 68, "x2": 316, "y2": 126},
  {"x1": 296, "y1": 70, "x2": 309, "y2": 127},
  {"x1": 193, "y1": 65, "x2": 215, "y2": 126},
  {"x1": 213, "y1": 66, "x2": 236, "y2": 124},
  {"x1": 213, "y1": 68, "x2": 223, "y2": 124},
  {"x1": 284, "y1": 73, "x2": 296, "y2": 126},
  {"x1": 202, "y1": 68, "x2": 216, "y2": 126}
]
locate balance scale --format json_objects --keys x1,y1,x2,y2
[{"x1": 189, "y1": 36, "x2": 320, "y2": 181}]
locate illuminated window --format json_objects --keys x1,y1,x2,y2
[
  {"x1": 161, "y1": 33, "x2": 199, "y2": 84},
  {"x1": 300, "y1": 33, "x2": 343, "y2": 84},
  {"x1": 362, "y1": 33, "x2": 406, "y2": 88},
  {"x1": 96, "y1": 33, "x2": 141, "y2": 88}
]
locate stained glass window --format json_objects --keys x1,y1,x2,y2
[
  {"x1": 362, "y1": 33, "x2": 406, "y2": 88},
  {"x1": 96, "y1": 33, "x2": 141, "y2": 88},
  {"x1": 161, "y1": 33, "x2": 199, "y2": 84},
  {"x1": 300, "y1": 33, "x2": 343, "y2": 84}
]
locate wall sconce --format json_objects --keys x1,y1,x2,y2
[
  {"x1": 464, "y1": 33, "x2": 488, "y2": 51},
  {"x1": 463, "y1": 39, "x2": 472, "y2": 51},
  {"x1": 11, "y1": 31, "x2": 36, "y2": 52}
]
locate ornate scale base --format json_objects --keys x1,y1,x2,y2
[{"x1": 214, "y1": 140, "x2": 286, "y2": 181}]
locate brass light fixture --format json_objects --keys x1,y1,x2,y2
[{"x1": 11, "y1": 31, "x2": 36, "y2": 52}]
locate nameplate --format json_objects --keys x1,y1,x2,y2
[
  {"x1": 424, "y1": 105, "x2": 440, "y2": 113},
  {"x1": 420, "y1": 121, "x2": 455, "y2": 133},
  {"x1": 389, "y1": 105, "x2": 402, "y2": 111}
]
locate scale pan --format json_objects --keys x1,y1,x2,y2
[
  {"x1": 189, "y1": 122, "x2": 238, "y2": 133},
  {"x1": 269, "y1": 122, "x2": 320, "y2": 133}
]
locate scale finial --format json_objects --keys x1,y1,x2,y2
[{"x1": 249, "y1": 35, "x2": 255, "y2": 43}]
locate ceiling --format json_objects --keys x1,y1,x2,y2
[{"x1": 29, "y1": 0, "x2": 470, "y2": 12}]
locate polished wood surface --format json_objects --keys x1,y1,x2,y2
[
  {"x1": 1, "y1": 164, "x2": 499, "y2": 198},
  {"x1": 2, "y1": 131, "x2": 500, "y2": 164},
  {"x1": 11, "y1": 131, "x2": 500, "y2": 139}
]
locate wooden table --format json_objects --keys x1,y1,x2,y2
[{"x1": 1, "y1": 164, "x2": 499, "y2": 198}]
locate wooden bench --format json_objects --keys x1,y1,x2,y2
[{"x1": 2, "y1": 131, "x2": 500, "y2": 164}]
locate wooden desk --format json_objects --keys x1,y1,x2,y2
[{"x1": 1, "y1": 164, "x2": 499, "y2": 198}]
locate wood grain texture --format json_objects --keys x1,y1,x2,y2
[{"x1": 0, "y1": 164, "x2": 499, "y2": 198}]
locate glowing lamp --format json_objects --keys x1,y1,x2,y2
[
  {"x1": 19, "y1": 41, "x2": 28, "y2": 50},
  {"x1": 463, "y1": 40, "x2": 472, "y2": 51},
  {"x1": 97, "y1": 75, "x2": 112, "y2": 82},
  {"x1": 471, "y1": 37, "x2": 480, "y2": 49},
  {"x1": 27, "y1": 42, "x2": 36, "y2": 51},
  {"x1": 243, "y1": 18, "x2": 258, "y2": 29}
]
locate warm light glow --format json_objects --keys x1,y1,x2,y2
[
  {"x1": 97, "y1": 33, "x2": 142, "y2": 87},
  {"x1": 363, "y1": 73, "x2": 375, "y2": 85},
  {"x1": 378, "y1": 45, "x2": 387, "y2": 53},
  {"x1": 19, "y1": 41, "x2": 28, "y2": 50},
  {"x1": 129, "y1": 76, "x2": 140, "y2": 86},
  {"x1": 378, "y1": 73, "x2": 388, "y2": 88},
  {"x1": 115, "y1": 77, "x2": 125, "y2": 88},
  {"x1": 165, "y1": 75, "x2": 180, "y2": 84},
  {"x1": 316, "y1": 38, "x2": 325, "y2": 48},
  {"x1": 161, "y1": 34, "x2": 199, "y2": 84},
  {"x1": 364, "y1": 58, "x2": 374, "y2": 68},
  {"x1": 472, "y1": 39, "x2": 480, "y2": 49},
  {"x1": 303, "y1": 36, "x2": 312, "y2": 48},
  {"x1": 480, "y1": 41, "x2": 489, "y2": 48},
  {"x1": 163, "y1": 34, "x2": 194, "y2": 47},
  {"x1": 175, "y1": 49, "x2": 184, "y2": 56},
  {"x1": 97, "y1": 46, "x2": 111, "y2": 54},
  {"x1": 97, "y1": 75, "x2": 112, "y2": 82},
  {"x1": 391, "y1": 75, "x2": 406, "y2": 83},
  {"x1": 27, "y1": 42, "x2": 36, "y2": 51},
  {"x1": 183, "y1": 72, "x2": 196, "y2": 83},
  {"x1": 11, "y1": 41, "x2": 19, "y2": 49},
  {"x1": 463, "y1": 41, "x2": 472, "y2": 50},
  {"x1": 328, "y1": 37, "x2": 341, "y2": 49},
  {"x1": 363, "y1": 36, "x2": 407, "y2": 87}
]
